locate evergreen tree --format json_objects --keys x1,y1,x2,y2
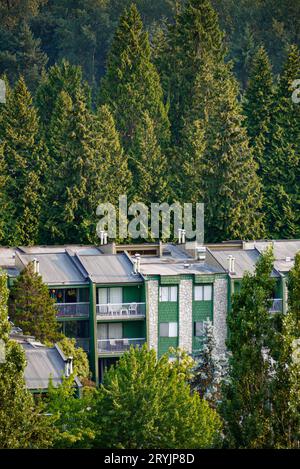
[
  {"x1": 0, "y1": 269, "x2": 55, "y2": 449},
  {"x1": 35, "y1": 60, "x2": 91, "y2": 133},
  {"x1": 221, "y1": 249, "x2": 277, "y2": 448},
  {"x1": 243, "y1": 46, "x2": 274, "y2": 173},
  {"x1": 130, "y1": 111, "x2": 168, "y2": 204},
  {"x1": 0, "y1": 144, "x2": 13, "y2": 244},
  {"x1": 191, "y1": 320, "x2": 228, "y2": 409},
  {"x1": 8, "y1": 262, "x2": 61, "y2": 344},
  {"x1": 0, "y1": 76, "x2": 46, "y2": 245},
  {"x1": 158, "y1": 0, "x2": 225, "y2": 141},
  {"x1": 99, "y1": 4, "x2": 170, "y2": 153},
  {"x1": 92, "y1": 345, "x2": 221, "y2": 449},
  {"x1": 191, "y1": 60, "x2": 265, "y2": 242},
  {"x1": 263, "y1": 45, "x2": 300, "y2": 238}
]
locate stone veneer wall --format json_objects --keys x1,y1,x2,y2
[
  {"x1": 213, "y1": 278, "x2": 228, "y2": 354},
  {"x1": 179, "y1": 279, "x2": 193, "y2": 353},
  {"x1": 146, "y1": 280, "x2": 159, "y2": 353}
]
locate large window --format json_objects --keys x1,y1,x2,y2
[
  {"x1": 159, "y1": 322, "x2": 178, "y2": 337},
  {"x1": 194, "y1": 285, "x2": 212, "y2": 301},
  {"x1": 194, "y1": 321, "x2": 205, "y2": 338},
  {"x1": 98, "y1": 323, "x2": 123, "y2": 340},
  {"x1": 98, "y1": 287, "x2": 122, "y2": 305},
  {"x1": 50, "y1": 288, "x2": 89, "y2": 303},
  {"x1": 59, "y1": 320, "x2": 89, "y2": 338},
  {"x1": 159, "y1": 286, "x2": 178, "y2": 302}
]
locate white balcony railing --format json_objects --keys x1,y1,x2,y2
[
  {"x1": 55, "y1": 302, "x2": 90, "y2": 318},
  {"x1": 269, "y1": 298, "x2": 283, "y2": 313},
  {"x1": 96, "y1": 303, "x2": 146, "y2": 320},
  {"x1": 97, "y1": 338, "x2": 146, "y2": 354}
]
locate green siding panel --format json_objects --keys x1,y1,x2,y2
[
  {"x1": 158, "y1": 301, "x2": 179, "y2": 357},
  {"x1": 158, "y1": 338, "x2": 178, "y2": 356},
  {"x1": 123, "y1": 285, "x2": 142, "y2": 303},
  {"x1": 192, "y1": 301, "x2": 213, "y2": 352},
  {"x1": 123, "y1": 320, "x2": 145, "y2": 339}
]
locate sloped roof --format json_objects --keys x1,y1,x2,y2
[
  {"x1": 78, "y1": 253, "x2": 142, "y2": 284},
  {"x1": 17, "y1": 252, "x2": 88, "y2": 285}
]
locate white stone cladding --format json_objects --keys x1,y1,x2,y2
[
  {"x1": 146, "y1": 280, "x2": 159, "y2": 353},
  {"x1": 213, "y1": 277, "x2": 228, "y2": 354},
  {"x1": 179, "y1": 279, "x2": 193, "y2": 353}
]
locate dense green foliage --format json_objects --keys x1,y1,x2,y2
[
  {"x1": 0, "y1": 269, "x2": 56, "y2": 449},
  {"x1": 92, "y1": 345, "x2": 222, "y2": 449},
  {"x1": 8, "y1": 262, "x2": 61, "y2": 343},
  {"x1": 58, "y1": 337, "x2": 91, "y2": 382},
  {"x1": 0, "y1": 0, "x2": 299, "y2": 244}
]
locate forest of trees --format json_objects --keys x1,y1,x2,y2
[{"x1": 0, "y1": 0, "x2": 299, "y2": 246}]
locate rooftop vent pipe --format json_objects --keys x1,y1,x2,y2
[
  {"x1": 135, "y1": 253, "x2": 141, "y2": 273},
  {"x1": 99, "y1": 231, "x2": 108, "y2": 245},
  {"x1": 228, "y1": 255, "x2": 236, "y2": 274},
  {"x1": 197, "y1": 247, "x2": 206, "y2": 262},
  {"x1": 65, "y1": 356, "x2": 73, "y2": 377},
  {"x1": 32, "y1": 258, "x2": 39, "y2": 274}
]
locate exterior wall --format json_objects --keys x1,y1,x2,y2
[
  {"x1": 179, "y1": 279, "x2": 193, "y2": 353},
  {"x1": 213, "y1": 277, "x2": 228, "y2": 354},
  {"x1": 192, "y1": 298, "x2": 213, "y2": 352},
  {"x1": 123, "y1": 320, "x2": 145, "y2": 338},
  {"x1": 123, "y1": 285, "x2": 143, "y2": 303},
  {"x1": 158, "y1": 291, "x2": 179, "y2": 357},
  {"x1": 146, "y1": 280, "x2": 159, "y2": 353}
]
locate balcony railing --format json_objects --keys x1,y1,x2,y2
[
  {"x1": 97, "y1": 338, "x2": 146, "y2": 354},
  {"x1": 96, "y1": 303, "x2": 146, "y2": 320},
  {"x1": 55, "y1": 302, "x2": 90, "y2": 318},
  {"x1": 75, "y1": 338, "x2": 90, "y2": 353},
  {"x1": 269, "y1": 298, "x2": 283, "y2": 313}
]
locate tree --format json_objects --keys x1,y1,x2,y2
[
  {"x1": 158, "y1": 0, "x2": 225, "y2": 142},
  {"x1": 92, "y1": 345, "x2": 221, "y2": 449},
  {"x1": 191, "y1": 320, "x2": 228, "y2": 409},
  {"x1": 221, "y1": 248, "x2": 277, "y2": 448},
  {"x1": 99, "y1": 4, "x2": 170, "y2": 153},
  {"x1": 130, "y1": 111, "x2": 168, "y2": 204},
  {"x1": 0, "y1": 76, "x2": 47, "y2": 245},
  {"x1": 45, "y1": 377, "x2": 96, "y2": 449},
  {"x1": 190, "y1": 60, "x2": 265, "y2": 242},
  {"x1": 270, "y1": 253, "x2": 300, "y2": 448},
  {"x1": 243, "y1": 46, "x2": 274, "y2": 174},
  {"x1": 8, "y1": 262, "x2": 60, "y2": 344},
  {"x1": 58, "y1": 337, "x2": 91, "y2": 383},
  {"x1": 262, "y1": 45, "x2": 300, "y2": 238},
  {"x1": 0, "y1": 269, "x2": 55, "y2": 449}
]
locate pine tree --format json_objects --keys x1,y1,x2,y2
[
  {"x1": 0, "y1": 269, "x2": 55, "y2": 449},
  {"x1": 99, "y1": 4, "x2": 170, "y2": 152},
  {"x1": 191, "y1": 60, "x2": 265, "y2": 242},
  {"x1": 243, "y1": 46, "x2": 274, "y2": 174},
  {"x1": 0, "y1": 76, "x2": 46, "y2": 245},
  {"x1": 130, "y1": 111, "x2": 168, "y2": 204},
  {"x1": 8, "y1": 262, "x2": 61, "y2": 344},
  {"x1": 35, "y1": 60, "x2": 91, "y2": 133},
  {"x1": 191, "y1": 320, "x2": 228, "y2": 409},
  {"x1": 158, "y1": 0, "x2": 225, "y2": 141},
  {"x1": 221, "y1": 248, "x2": 277, "y2": 448},
  {"x1": 263, "y1": 45, "x2": 300, "y2": 238},
  {"x1": 0, "y1": 144, "x2": 13, "y2": 244}
]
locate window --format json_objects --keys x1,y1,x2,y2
[
  {"x1": 98, "y1": 287, "x2": 122, "y2": 305},
  {"x1": 159, "y1": 322, "x2": 178, "y2": 337},
  {"x1": 194, "y1": 321, "x2": 205, "y2": 337},
  {"x1": 159, "y1": 286, "x2": 178, "y2": 302},
  {"x1": 194, "y1": 285, "x2": 212, "y2": 301},
  {"x1": 98, "y1": 323, "x2": 122, "y2": 339}
]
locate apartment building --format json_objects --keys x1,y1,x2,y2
[{"x1": 0, "y1": 239, "x2": 299, "y2": 384}]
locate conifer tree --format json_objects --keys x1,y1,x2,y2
[
  {"x1": 8, "y1": 262, "x2": 61, "y2": 344},
  {"x1": 263, "y1": 45, "x2": 300, "y2": 238},
  {"x1": 130, "y1": 111, "x2": 168, "y2": 204},
  {"x1": 221, "y1": 249, "x2": 277, "y2": 448},
  {"x1": 190, "y1": 60, "x2": 265, "y2": 241},
  {"x1": 99, "y1": 4, "x2": 170, "y2": 152},
  {"x1": 0, "y1": 144, "x2": 13, "y2": 244},
  {"x1": 0, "y1": 270, "x2": 55, "y2": 448},
  {"x1": 158, "y1": 0, "x2": 225, "y2": 141},
  {"x1": 0, "y1": 76, "x2": 46, "y2": 245},
  {"x1": 243, "y1": 46, "x2": 274, "y2": 173}
]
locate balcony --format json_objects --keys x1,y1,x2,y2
[
  {"x1": 269, "y1": 298, "x2": 283, "y2": 314},
  {"x1": 55, "y1": 302, "x2": 90, "y2": 319},
  {"x1": 96, "y1": 303, "x2": 146, "y2": 321},
  {"x1": 97, "y1": 338, "x2": 146, "y2": 354},
  {"x1": 75, "y1": 338, "x2": 90, "y2": 353}
]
